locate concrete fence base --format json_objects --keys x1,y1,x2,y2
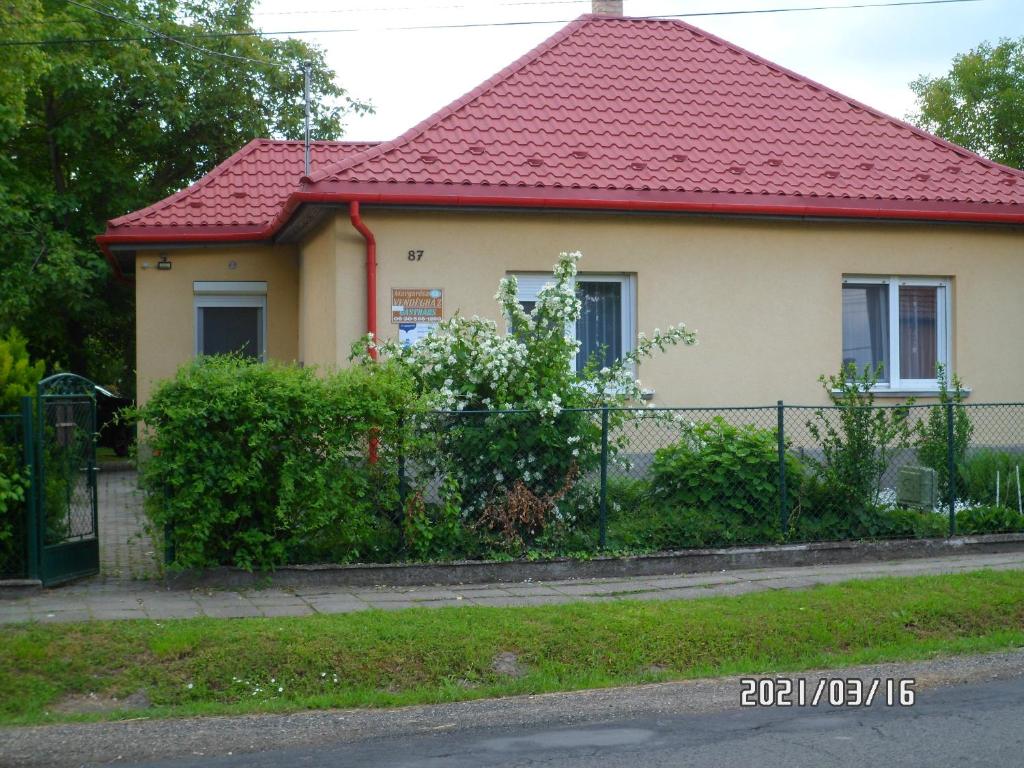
[{"x1": 162, "y1": 532, "x2": 1024, "y2": 591}]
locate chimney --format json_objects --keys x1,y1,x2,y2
[{"x1": 592, "y1": 0, "x2": 623, "y2": 15}]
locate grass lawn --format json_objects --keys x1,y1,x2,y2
[{"x1": 2, "y1": 570, "x2": 1023, "y2": 726}]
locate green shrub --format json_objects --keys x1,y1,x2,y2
[
  {"x1": 915, "y1": 364, "x2": 972, "y2": 502},
  {"x1": 137, "y1": 356, "x2": 422, "y2": 570},
  {"x1": 0, "y1": 330, "x2": 44, "y2": 414},
  {"x1": 0, "y1": 457, "x2": 27, "y2": 575},
  {"x1": 799, "y1": 364, "x2": 913, "y2": 537},
  {"x1": 791, "y1": 474, "x2": 949, "y2": 541},
  {"x1": 648, "y1": 418, "x2": 794, "y2": 546},
  {"x1": 882, "y1": 507, "x2": 949, "y2": 538},
  {"x1": 955, "y1": 504, "x2": 1024, "y2": 534},
  {"x1": 0, "y1": 330, "x2": 43, "y2": 575},
  {"x1": 401, "y1": 475, "x2": 476, "y2": 561},
  {"x1": 957, "y1": 450, "x2": 1024, "y2": 509}
]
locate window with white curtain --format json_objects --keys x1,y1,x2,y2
[
  {"x1": 513, "y1": 273, "x2": 635, "y2": 372},
  {"x1": 842, "y1": 276, "x2": 950, "y2": 390}
]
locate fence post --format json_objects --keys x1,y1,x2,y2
[
  {"x1": 946, "y1": 401, "x2": 957, "y2": 537},
  {"x1": 599, "y1": 405, "x2": 609, "y2": 550},
  {"x1": 21, "y1": 396, "x2": 39, "y2": 581},
  {"x1": 777, "y1": 400, "x2": 789, "y2": 537}
]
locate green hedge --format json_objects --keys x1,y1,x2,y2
[{"x1": 138, "y1": 356, "x2": 421, "y2": 570}]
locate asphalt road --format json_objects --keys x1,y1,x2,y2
[
  {"x1": 113, "y1": 673, "x2": 1024, "y2": 768},
  {"x1": 5, "y1": 652, "x2": 1024, "y2": 767}
]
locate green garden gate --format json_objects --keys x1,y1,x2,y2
[{"x1": 30, "y1": 374, "x2": 100, "y2": 585}]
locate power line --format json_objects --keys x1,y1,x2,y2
[
  {"x1": 253, "y1": 0, "x2": 591, "y2": 16},
  {"x1": 60, "y1": 0, "x2": 292, "y2": 69},
  {"x1": 4, "y1": 0, "x2": 589, "y2": 25},
  {"x1": 2, "y1": 0, "x2": 984, "y2": 48}
]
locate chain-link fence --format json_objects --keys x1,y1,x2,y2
[{"x1": 396, "y1": 402, "x2": 1024, "y2": 558}]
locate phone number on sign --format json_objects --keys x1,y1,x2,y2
[{"x1": 740, "y1": 677, "x2": 916, "y2": 707}]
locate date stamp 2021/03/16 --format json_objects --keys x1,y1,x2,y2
[{"x1": 740, "y1": 678, "x2": 916, "y2": 708}]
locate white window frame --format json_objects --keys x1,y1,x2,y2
[
  {"x1": 512, "y1": 272, "x2": 636, "y2": 372},
  {"x1": 193, "y1": 282, "x2": 268, "y2": 362},
  {"x1": 842, "y1": 275, "x2": 951, "y2": 393}
]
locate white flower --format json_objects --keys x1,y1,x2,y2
[{"x1": 186, "y1": 683, "x2": 194, "y2": 690}]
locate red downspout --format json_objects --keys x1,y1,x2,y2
[
  {"x1": 349, "y1": 200, "x2": 378, "y2": 359},
  {"x1": 349, "y1": 200, "x2": 380, "y2": 464}
]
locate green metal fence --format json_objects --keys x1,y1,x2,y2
[
  {"x1": 1, "y1": 379, "x2": 100, "y2": 584},
  {"x1": 400, "y1": 401, "x2": 1024, "y2": 554}
]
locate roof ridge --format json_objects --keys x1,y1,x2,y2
[
  {"x1": 642, "y1": 14, "x2": 1024, "y2": 181},
  {"x1": 303, "y1": 15, "x2": 593, "y2": 185},
  {"x1": 108, "y1": 138, "x2": 268, "y2": 227}
]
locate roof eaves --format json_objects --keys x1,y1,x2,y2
[{"x1": 283, "y1": 183, "x2": 1024, "y2": 226}]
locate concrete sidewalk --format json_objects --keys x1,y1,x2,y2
[{"x1": 2, "y1": 551, "x2": 1022, "y2": 624}]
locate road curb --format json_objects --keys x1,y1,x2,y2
[
  {"x1": 162, "y1": 532, "x2": 1024, "y2": 590},
  {"x1": 0, "y1": 579, "x2": 42, "y2": 597}
]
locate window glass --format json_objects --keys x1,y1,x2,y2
[
  {"x1": 842, "y1": 283, "x2": 889, "y2": 382},
  {"x1": 899, "y1": 285, "x2": 939, "y2": 380},
  {"x1": 199, "y1": 306, "x2": 261, "y2": 359},
  {"x1": 513, "y1": 274, "x2": 632, "y2": 373},
  {"x1": 576, "y1": 281, "x2": 622, "y2": 371}
]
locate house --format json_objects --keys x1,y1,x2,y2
[{"x1": 99, "y1": 3, "x2": 1024, "y2": 408}]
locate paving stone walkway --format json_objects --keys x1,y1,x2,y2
[
  {"x1": 2, "y1": 551, "x2": 1022, "y2": 624},
  {"x1": 97, "y1": 467, "x2": 156, "y2": 579}
]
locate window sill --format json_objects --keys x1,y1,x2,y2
[{"x1": 831, "y1": 386, "x2": 972, "y2": 399}]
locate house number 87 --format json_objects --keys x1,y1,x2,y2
[{"x1": 407, "y1": 250, "x2": 424, "y2": 261}]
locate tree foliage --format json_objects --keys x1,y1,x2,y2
[
  {"x1": 910, "y1": 37, "x2": 1024, "y2": 169},
  {"x1": 0, "y1": 0, "x2": 369, "y2": 391},
  {"x1": 0, "y1": 329, "x2": 46, "y2": 413}
]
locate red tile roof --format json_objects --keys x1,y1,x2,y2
[
  {"x1": 103, "y1": 139, "x2": 376, "y2": 240},
  {"x1": 102, "y1": 13, "x2": 1024, "y2": 254},
  {"x1": 302, "y1": 15, "x2": 1024, "y2": 221}
]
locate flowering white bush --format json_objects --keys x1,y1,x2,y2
[
  {"x1": 355, "y1": 251, "x2": 695, "y2": 411},
  {"x1": 353, "y1": 251, "x2": 698, "y2": 550}
]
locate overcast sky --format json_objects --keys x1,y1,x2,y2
[{"x1": 250, "y1": 0, "x2": 1024, "y2": 143}]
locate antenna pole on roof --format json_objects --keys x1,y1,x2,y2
[{"x1": 303, "y1": 60, "x2": 312, "y2": 177}]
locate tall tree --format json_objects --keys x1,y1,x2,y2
[
  {"x1": 910, "y1": 37, "x2": 1024, "y2": 170},
  {"x1": 0, "y1": 0, "x2": 369, "y2": 392}
]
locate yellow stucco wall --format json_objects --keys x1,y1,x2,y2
[
  {"x1": 297, "y1": 215, "x2": 366, "y2": 367},
  {"x1": 134, "y1": 210, "x2": 1024, "y2": 408},
  {"x1": 135, "y1": 245, "x2": 299, "y2": 405},
  {"x1": 323, "y1": 209, "x2": 1024, "y2": 405},
  {"x1": 298, "y1": 219, "x2": 337, "y2": 369}
]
